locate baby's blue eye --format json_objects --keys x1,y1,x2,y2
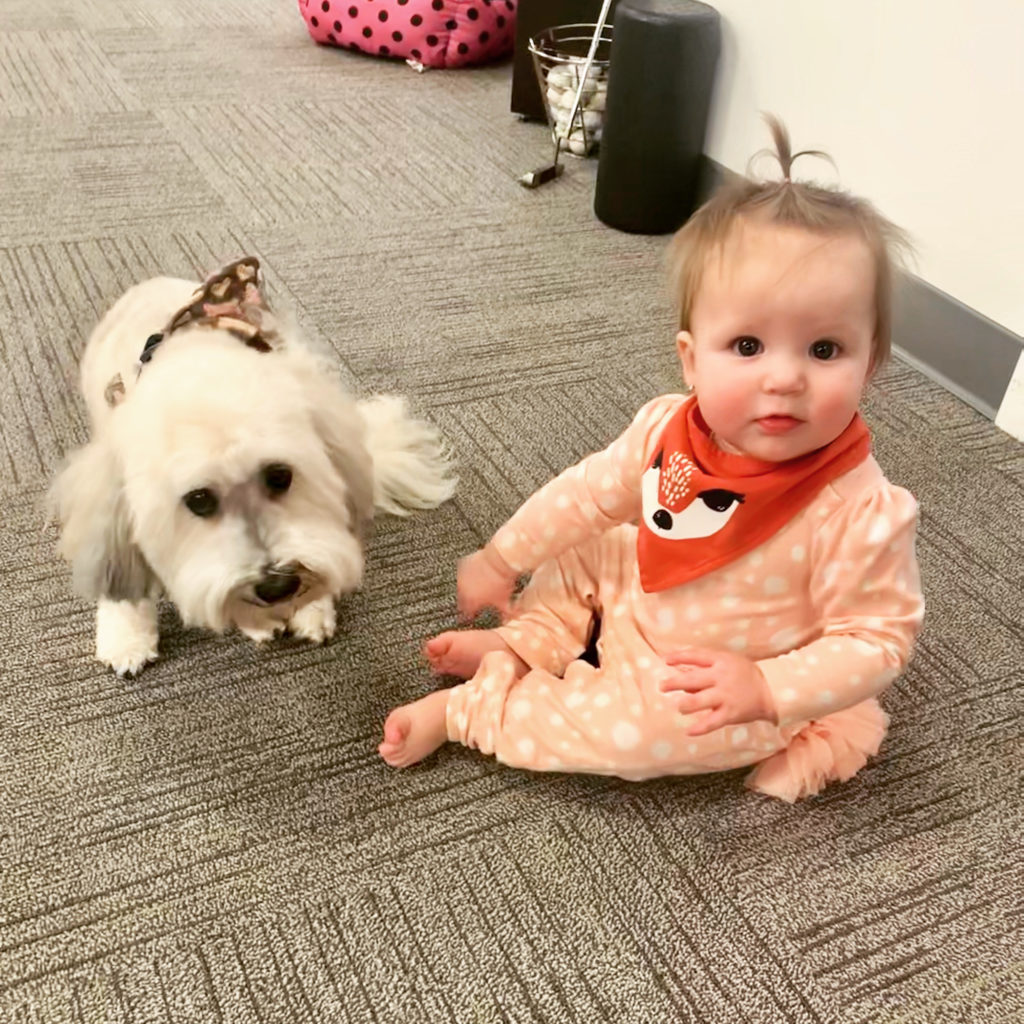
[
  {"x1": 733, "y1": 336, "x2": 762, "y2": 357},
  {"x1": 811, "y1": 339, "x2": 839, "y2": 360}
]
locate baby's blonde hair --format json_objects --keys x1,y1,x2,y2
[{"x1": 668, "y1": 115, "x2": 910, "y2": 371}]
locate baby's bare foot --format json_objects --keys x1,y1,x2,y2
[
  {"x1": 423, "y1": 630, "x2": 528, "y2": 679},
  {"x1": 378, "y1": 690, "x2": 451, "y2": 767}
]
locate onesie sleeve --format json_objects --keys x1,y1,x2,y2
[
  {"x1": 488, "y1": 394, "x2": 687, "y2": 574},
  {"x1": 757, "y1": 483, "x2": 925, "y2": 728}
]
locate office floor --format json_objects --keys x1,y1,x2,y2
[{"x1": 1, "y1": 1, "x2": 1022, "y2": 1020}]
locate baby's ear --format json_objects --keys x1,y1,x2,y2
[
  {"x1": 865, "y1": 340, "x2": 881, "y2": 380},
  {"x1": 675, "y1": 330, "x2": 697, "y2": 386}
]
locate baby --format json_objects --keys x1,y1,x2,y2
[{"x1": 379, "y1": 117, "x2": 925, "y2": 801}]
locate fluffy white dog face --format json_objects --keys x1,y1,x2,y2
[
  {"x1": 113, "y1": 329, "x2": 369, "y2": 634},
  {"x1": 53, "y1": 257, "x2": 455, "y2": 673}
]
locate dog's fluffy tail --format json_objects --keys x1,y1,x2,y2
[{"x1": 357, "y1": 395, "x2": 456, "y2": 516}]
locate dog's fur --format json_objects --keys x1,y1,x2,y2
[{"x1": 51, "y1": 266, "x2": 455, "y2": 675}]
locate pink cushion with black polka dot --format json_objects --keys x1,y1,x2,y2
[{"x1": 298, "y1": 0, "x2": 517, "y2": 69}]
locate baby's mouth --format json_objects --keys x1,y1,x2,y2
[{"x1": 756, "y1": 415, "x2": 803, "y2": 434}]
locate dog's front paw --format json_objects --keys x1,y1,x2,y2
[
  {"x1": 96, "y1": 599, "x2": 159, "y2": 676},
  {"x1": 239, "y1": 623, "x2": 286, "y2": 644},
  {"x1": 289, "y1": 597, "x2": 337, "y2": 644}
]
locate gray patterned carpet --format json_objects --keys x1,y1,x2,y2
[{"x1": 1, "y1": 2, "x2": 1022, "y2": 1021}]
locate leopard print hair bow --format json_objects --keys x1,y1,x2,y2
[{"x1": 141, "y1": 256, "x2": 279, "y2": 366}]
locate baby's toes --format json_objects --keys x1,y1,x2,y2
[
  {"x1": 379, "y1": 718, "x2": 411, "y2": 766},
  {"x1": 423, "y1": 633, "x2": 453, "y2": 670},
  {"x1": 382, "y1": 710, "x2": 410, "y2": 747}
]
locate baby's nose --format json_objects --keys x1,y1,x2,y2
[{"x1": 763, "y1": 358, "x2": 805, "y2": 392}]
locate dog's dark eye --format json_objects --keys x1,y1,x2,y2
[
  {"x1": 183, "y1": 488, "x2": 218, "y2": 518},
  {"x1": 263, "y1": 463, "x2": 292, "y2": 495},
  {"x1": 698, "y1": 488, "x2": 745, "y2": 513}
]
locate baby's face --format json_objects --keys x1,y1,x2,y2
[{"x1": 678, "y1": 218, "x2": 876, "y2": 461}]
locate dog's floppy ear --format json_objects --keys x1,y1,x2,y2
[
  {"x1": 49, "y1": 439, "x2": 156, "y2": 602},
  {"x1": 313, "y1": 399, "x2": 376, "y2": 534},
  {"x1": 301, "y1": 368, "x2": 375, "y2": 534}
]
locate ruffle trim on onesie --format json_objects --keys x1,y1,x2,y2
[{"x1": 744, "y1": 698, "x2": 889, "y2": 802}]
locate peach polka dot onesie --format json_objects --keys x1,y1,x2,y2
[{"x1": 445, "y1": 394, "x2": 925, "y2": 801}]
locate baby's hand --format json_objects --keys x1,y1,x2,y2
[
  {"x1": 456, "y1": 546, "x2": 518, "y2": 622},
  {"x1": 659, "y1": 647, "x2": 778, "y2": 736}
]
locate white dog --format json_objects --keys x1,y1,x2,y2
[{"x1": 51, "y1": 257, "x2": 455, "y2": 675}]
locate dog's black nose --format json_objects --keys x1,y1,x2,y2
[{"x1": 254, "y1": 571, "x2": 301, "y2": 604}]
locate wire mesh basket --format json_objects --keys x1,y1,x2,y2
[{"x1": 528, "y1": 23, "x2": 613, "y2": 157}]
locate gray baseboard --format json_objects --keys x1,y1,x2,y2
[
  {"x1": 891, "y1": 275, "x2": 1022, "y2": 420},
  {"x1": 697, "y1": 156, "x2": 1023, "y2": 422}
]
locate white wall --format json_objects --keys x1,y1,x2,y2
[{"x1": 704, "y1": 0, "x2": 1024, "y2": 339}]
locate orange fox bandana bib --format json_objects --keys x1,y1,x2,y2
[{"x1": 637, "y1": 396, "x2": 871, "y2": 592}]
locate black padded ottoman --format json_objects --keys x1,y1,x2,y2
[{"x1": 594, "y1": 0, "x2": 721, "y2": 234}]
